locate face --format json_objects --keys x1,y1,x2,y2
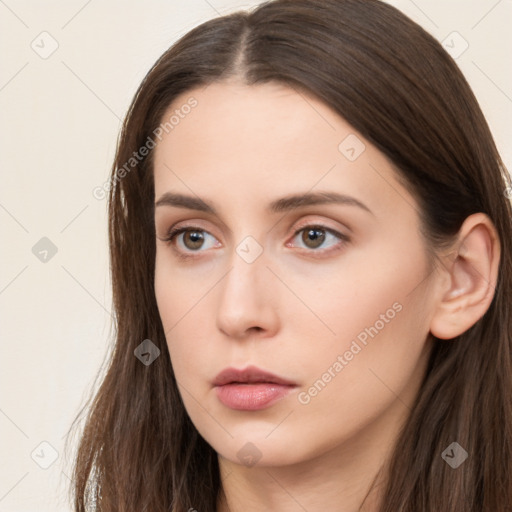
[{"x1": 153, "y1": 80, "x2": 438, "y2": 468}]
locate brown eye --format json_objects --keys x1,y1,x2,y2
[
  {"x1": 301, "y1": 227, "x2": 326, "y2": 249},
  {"x1": 288, "y1": 224, "x2": 349, "y2": 255},
  {"x1": 181, "y1": 229, "x2": 205, "y2": 250},
  {"x1": 161, "y1": 226, "x2": 219, "y2": 255}
]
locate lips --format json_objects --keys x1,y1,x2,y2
[
  {"x1": 212, "y1": 365, "x2": 297, "y2": 411},
  {"x1": 212, "y1": 365, "x2": 297, "y2": 387}
]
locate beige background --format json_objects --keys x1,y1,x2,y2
[{"x1": 0, "y1": 0, "x2": 510, "y2": 510}]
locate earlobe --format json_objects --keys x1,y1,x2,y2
[{"x1": 429, "y1": 213, "x2": 501, "y2": 340}]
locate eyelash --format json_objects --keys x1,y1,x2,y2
[{"x1": 160, "y1": 223, "x2": 350, "y2": 260}]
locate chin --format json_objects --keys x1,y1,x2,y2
[{"x1": 213, "y1": 435, "x2": 307, "y2": 469}]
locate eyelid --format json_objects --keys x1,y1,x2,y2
[
  {"x1": 290, "y1": 217, "x2": 348, "y2": 236},
  {"x1": 156, "y1": 219, "x2": 218, "y2": 243}
]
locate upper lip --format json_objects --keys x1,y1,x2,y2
[{"x1": 213, "y1": 365, "x2": 297, "y2": 386}]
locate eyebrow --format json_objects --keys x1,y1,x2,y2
[{"x1": 155, "y1": 191, "x2": 374, "y2": 216}]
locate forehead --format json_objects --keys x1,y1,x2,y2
[
  {"x1": 156, "y1": 80, "x2": 342, "y2": 167},
  {"x1": 152, "y1": 80, "x2": 418, "y2": 224}
]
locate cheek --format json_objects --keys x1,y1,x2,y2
[
  {"x1": 298, "y1": 296, "x2": 431, "y2": 443},
  {"x1": 154, "y1": 257, "x2": 191, "y2": 370},
  {"x1": 154, "y1": 249, "x2": 213, "y2": 328},
  {"x1": 291, "y1": 243, "x2": 432, "y2": 424},
  {"x1": 154, "y1": 252, "x2": 219, "y2": 381},
  {"x1": 279, "y1": 243, "x2": 422, "y2": 353}
]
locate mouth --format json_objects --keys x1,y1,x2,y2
[{"x1": 212, "y1": 365, "x2": 297, "y2": 411}]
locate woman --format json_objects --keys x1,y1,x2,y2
[{"x1": 68, "y1": 0, "x2": 512, "y2": 510}]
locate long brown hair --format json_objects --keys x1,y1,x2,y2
[{"x1": 67, "y1": 0, "x2": 512, "y2": 510}]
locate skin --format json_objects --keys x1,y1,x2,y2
[{"x1": 152, "y1": 80, "x2": 500, "y2": 511}]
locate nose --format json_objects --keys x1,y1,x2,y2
[{"x1": 215, "y1": 246, "x2": 280, "y2": 340}]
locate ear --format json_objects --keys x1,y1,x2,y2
[{"x1": 429, "y1": 213, "x2": 501, "y2": 340}]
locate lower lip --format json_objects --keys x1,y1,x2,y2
[{"x1": 214, "y1": 383, "x2": 295, "y2": 410}]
